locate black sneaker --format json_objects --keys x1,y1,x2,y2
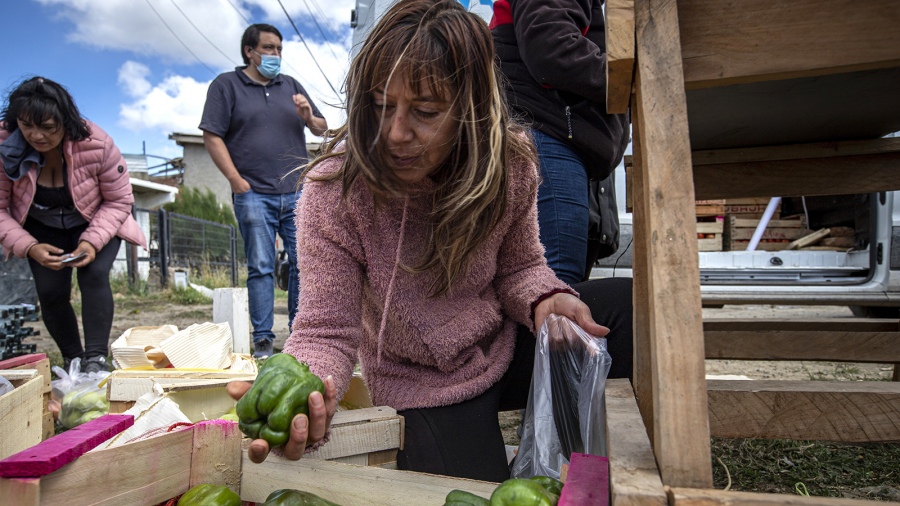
[
  {"x1": 253, "y1": 341, "x2": 274, "y2": 359},
  {"x1": 84, "y1": 355, "x2": 110, "y2": 374}
]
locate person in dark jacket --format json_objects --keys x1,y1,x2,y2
[{"x1": 491, "y1": 0, "x2": 630, "y2": 284}]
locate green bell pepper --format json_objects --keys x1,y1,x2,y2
[
  {"x1": 444, "y1": 489, "x2": 491, "y2": 505},
  {"x1": 235, "y1": 353, "x2": 325, "y2": 448},
  {"x1": 176, "y1": 484, "x2": 241, "y2": 506},
  {"x1": 261, "y1": 488, "x2": 342, "y2": 505},
  {"x1": 489, "y1": 478, "x2": 558, "y2": 506},
  {"x1": 529, "y1": 476, "x2": 563, "y2": 497}
]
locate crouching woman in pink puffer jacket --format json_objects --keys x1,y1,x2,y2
[{"x1": 0, "y1": 77, "x2": 147, "y2": 374}]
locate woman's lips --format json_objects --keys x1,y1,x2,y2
[{"x1": 391, "y1": 155, "x2": 419, "y2": 167}]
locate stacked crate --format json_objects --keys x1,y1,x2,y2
[
  {"x1": 722, "y1": 198, "x2": 810, "y2": 251},
  {"x1": 0, "y1": 305, "x2": 39, "y2": 361},
  {"x1": 695, "y1": 200, "x2": 724, "y2": 252}
]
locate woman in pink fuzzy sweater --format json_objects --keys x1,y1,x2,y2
[{"x1": 231, "y1": 0, "x2": 633, "y2": 482}]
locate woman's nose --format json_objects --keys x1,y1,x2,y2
[{"x1": 387, "y1": 112, "x2": 414, "y2": 143}]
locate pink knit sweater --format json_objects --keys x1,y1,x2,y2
[{"x1": 282, "y1": 152, "x2": 571, "y2": 411}]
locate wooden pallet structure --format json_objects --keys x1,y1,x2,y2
[
  {"x1": 606, "y1": 0, "x2": 900, "y2": 504},
  {"x1": 0, "y1": 379, "x2": 629, "y2": 506}
]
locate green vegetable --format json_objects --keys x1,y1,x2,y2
[
  {"x1": 443, "y1": 489, "x2": 490, "y2": 505},
  {"x1": 529, "y1": 476, "x2": 563, "y2": 497},
  {"x1": 262, "y1": 488, "x2": 341, "y2": 505},
  {"x1": 59, "y1": 389, "x2": 109, "y2": 428},
  {"x1": 235, "y1": 353, "x2": 325, "y2": 448},
  {"x1": 176, "y1": 484, "x2": 241, "y2": 506},
  {"x1": 489, "y1": 478, "x2": 558, "y2": 506},
  {"x1": 218, "y1": 407, "x2": 239, "y2": 422}
]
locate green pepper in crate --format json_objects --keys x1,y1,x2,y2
[
  {"x1": 235, "y1": 353, "x2": 325, "y2": 448},
  {"x1": 261, "y1": 488, "x2": 342, "y2": 505},
  {"x1": 529, "y1": 476, "x2": 563, "y2": 497},
  {"x1": 443, "y1": 489, "x2": 490, "y2": 505},
  {"x1": 489, "y1": 478, "x2": 558, "y2": 506},
  {"x1": 176, "y1": 484, "x2": 241, "y2": 506}
]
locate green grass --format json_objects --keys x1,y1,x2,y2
[{"x1": 712, "y1": 437, "x2": 900, "y2": 501}]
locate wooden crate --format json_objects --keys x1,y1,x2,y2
[
  {"x1": 1, "y1": 380, "x2": 642, "y2": 505},
  {"x1": 0, "y1": 370, "x2": 43, "y2": 460},
  {"x1": 696, "y1": 218, "x2": 723, "y2": 252},
  {"x1": 106, "y1": 369, "x2": 257, "y2": 421},
  {"x1": 0, "y1": 354, "x2": 53, "y2": 441},
  {"x1": 695, "y1": 199, "x2": 725, "y2": 217}
]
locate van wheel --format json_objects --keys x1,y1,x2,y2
[{"x1": 849, "y1": 305, "x2": 900, "y2": 318}]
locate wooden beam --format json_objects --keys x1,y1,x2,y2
[
  {"x1": 240, "y1": 451, "x2": 498, "y2": 505},
  {"x1": 677, "y1": 0, "x2": 900, "y2": 89},
  {"x1": 604, "y1": 0, "x2": 635, "y2": 114},
  {"x1": 703, "y1": 318, "x2": 899, "y2": 333},
  {"x1": 629, "y1": 83, "x2": 654, "y2": 446},
  {"x1": 691, "y1": 137, "x2": 900, "y2": 200},
  {"x1": 705, "y1": 330, "x2": 900, "y2": 362},
  {"x1": 707, "y1": 380, "x2": 900, "y2": 442},
  {"x1": 605, "y1": 379, "x2": 667, "y2": 506},
  {"x1": 669, "y1": 486, "x2": 900, "y2": 506},
  {"x1": 634, "y1": 0, "x2": 712, "y2": 488}
]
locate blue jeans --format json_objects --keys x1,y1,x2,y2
[
  {"x1": 532, "y1": 130, "x2": 590, "y2": 285},
  {"x1": 233, "y1": 189, "x2": 300, "y2": 344}
]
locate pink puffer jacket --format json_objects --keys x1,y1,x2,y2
[{"x1": 0, "y1": 122, "x2": 147, "y2": 259}]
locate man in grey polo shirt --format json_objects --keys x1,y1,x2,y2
[{"x1": 199, "y1": 23, "x2": 327, "y2": 358}]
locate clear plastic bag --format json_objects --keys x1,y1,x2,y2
[
  {"x1": 51, "y1": 358, "x2": 111, "y2": 428},
  {"x1": 0, "y1": 375, "x2": 14, "y2": 397},
  {"x1": 510, "y1": 314, "x2": 612, "y2": 480}
]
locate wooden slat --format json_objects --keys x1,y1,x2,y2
[
  {"x1": 703, "y1": 318, "x2": 899, "y2": 333},
  {"x1": 107, "y1": 370, "x2": 256, "y2": 402},
  {"x1": 0, "y1": 414, "x2": 134, "y2": 478},
  {"x1": 0, "y1": 477, "x2": 39, "y2": 506},
  {"x1": 670, "y1": 486, "x2": 900, "y2": 506},
  {"x1": 693, "y1": 150, "x2": 900, "y2": 200},
  {"x1": 239, "y1": 450, "x2": 498, "y2": 505},
  {"x1": 0, "y1": 377, "x2": 44, "y2": 461},
  {"x1": 705, "y1": 330, "x2": 900, "y2": 362},
  {"x1": 604, "y1": 0, "x2": 635, "y2": 114},
  {"x1": 34, "y1": 427, "x2": 194, "y2": 505},
  {"x1": 707, "y1": 380, "x2": 900, "y2": 442},
  {"x1": 309, "y1": 407, "x2": 402, "y2": 461},
  {"x1": 677, "y1": 0, "x2": 900, "y2": 89},
  {"x1": 557, "y1": 453, "x2": 609, "y2": 506},
  {"x1": 634, "y1": 0, "x2": 712, "y2": 488},
  {"x1": 189, "y1": 421, "x2": 242, "y2": 493},
  {"x1": 605, "y1": 379, "x2": 667, "y2": 506}
]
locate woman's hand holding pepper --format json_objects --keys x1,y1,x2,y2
[{"x1": 227, "y1": 375, "x2": 338, "y2": 463}]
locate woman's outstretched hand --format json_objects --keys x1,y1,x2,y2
[
  {"x1": 227, "y1": 375, "x2": 338, "y2": 463},
  {"x1": 534, "y1": 292, "x2": 609, "y2": 338}
]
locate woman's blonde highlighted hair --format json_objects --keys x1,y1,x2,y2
[{"x1": 305, "y1": 0, "x2": 536, "y2": 295}]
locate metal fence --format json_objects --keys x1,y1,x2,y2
[{"x1": 134, "y1": 208, "x2": 244, "y2": 287}]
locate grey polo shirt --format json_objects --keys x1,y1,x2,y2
[{"x1": 199, "y1": 67, "x2": 324, "y2": 194}]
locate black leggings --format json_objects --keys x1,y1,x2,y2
[
  {"x1": 24, "y1": 218, "x2": 121, "y2": 362},
  {"x1": 396, "y1": 277, "x2": 633, "y2": 482}
]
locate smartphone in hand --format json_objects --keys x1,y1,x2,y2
[{"x1": 60, "y1": 252, "x2": 87, "y2": 264}]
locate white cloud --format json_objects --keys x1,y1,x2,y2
[
  {"x1": 36, "y1": 0, "x2": 353, "y2": 72},
  {"x1": 117, "y1": 62, "x2": 209, "y2": 135}
]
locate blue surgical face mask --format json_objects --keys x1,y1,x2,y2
[{"x1": 253, "y1": 50, "x2": 281, "y2": 79}]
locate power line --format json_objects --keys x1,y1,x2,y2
[
  {"x1": 144, "y1": 0, "x2": 218, "y2": 76},
  {"x1": 169, "y1": 0, "x2": 240, "y2": 67},
  {"x1": 275, "y1": 0, "x2": 341, "y2": 100},
  {"x1": 305, "y1": 0, "x2": 346, "y2": 44},
  {"x1": 222, "y1": 0, "x2": 251, "y2": 24},
  {"x1": 297, "y1": 0, "x2": 343, "y2": 62}
]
